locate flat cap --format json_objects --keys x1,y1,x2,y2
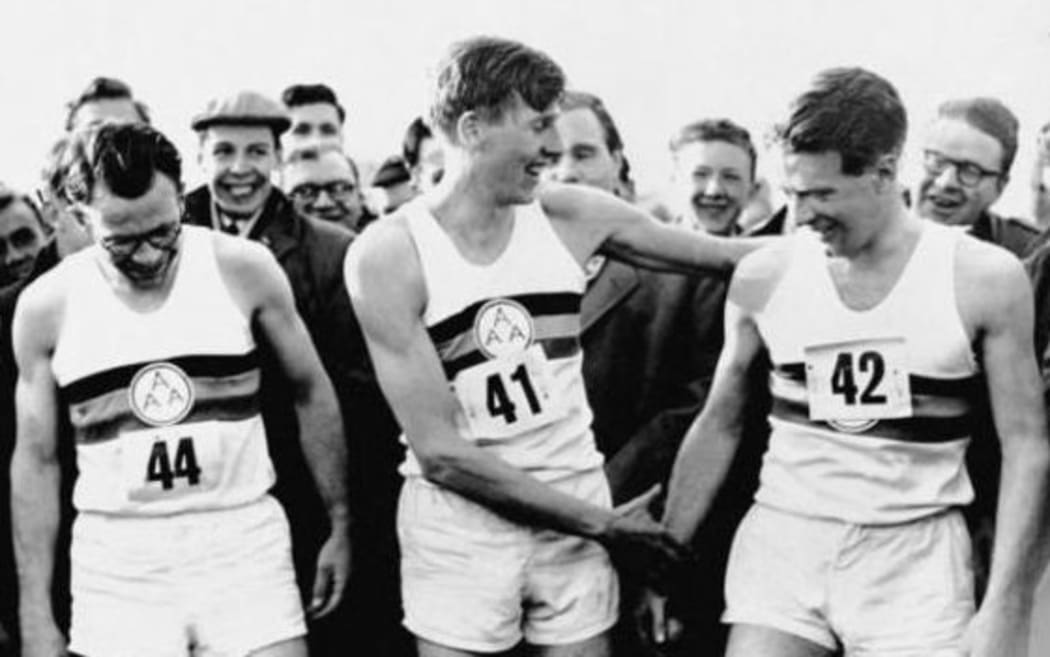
[{"x1": 191, "y1": 90, "x2": 291, "y2": 133}]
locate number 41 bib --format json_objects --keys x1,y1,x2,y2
[
  {"x1": 804, "y1": 337, "x2": 913, "y2": 424},
  {"x1": 452, "y1": 344, "x2": 568, "y2": 440}
]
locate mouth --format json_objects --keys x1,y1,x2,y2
[
  {"x1": 922, "y1": 193, "x2": 964, "y2": 216},
  {"x1": 693, "y1": 197, "x2": 732, "y2": 212},
  {"x1": 524, "y1": 161, "x2": 546, "y2": 180},
  {"x1": 218, "y1": 177, "x2": 266, "y2": 204},
  {"x1": 8, "y1": 259, "x2": 34, "y2": 279}
]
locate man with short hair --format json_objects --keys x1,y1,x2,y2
[
  {"x1": 281, "y1": 83, "x2": 346, "y2": 155},
  {"x1": 347, "y1": 36, "x2": 758, "y2": 657},
  {"x1": 0, "y1": 188, "x2": 49, "y2": 288},
  {"x1": 403, "y1": 117, "x2": 445, "y2": 193},
  {"x1": 668, "y1": 119, "x2": 760, "y2": 236},
  {"x1": 282, "y1": 148, "x2": 373, "y2": 234},
  {"x1": 653, "y1": 68, "x2": 1050, "y2": 657},
  {"x1": 917, "y1": 97, "x2": 1038, "y2": 257},
  {"x1": 551, "y1": 90, "x2": 753, "y2": 657},
  {"x1": 11, "y1": 122, "x2": 351, "y2": 657},
  {"x1": 186, "y1": 91, "x2": 409, "y2": 657},
  {"x1": 64, "y1": 76, "x2": 150, "y2": 132}
]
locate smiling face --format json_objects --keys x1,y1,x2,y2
[
  {"x1": 916, "y1": 117, "x2": 1005, "y2": 228},
  {"x1": 673, "y1": 139, "x2": 756, "y2": 235},
  {"x1": 468, "y1": 95, "x2": 562, "y2": 205},
  {"x1": 283, "y1": 151, "x2": 364, "y2": 230},
  {"x1": 82, "y1": 174, "x2": 184, "y2": 289},
  {"x1": 198, "y1": 125, "x2": 278, "y2": 217},
  {"x1": 783, "y1": 150, "x2": 886, "y2": 258}
]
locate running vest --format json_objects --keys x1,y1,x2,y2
[
  {"x1": 401, "y1": 199, "x2": 604, "y2": 483},
  {"x1": 51, "y1": 226, "x2": 274, "y2": 515},
  {"x1": 754, "y1": 220, "x2": 979, "y2": 524}
]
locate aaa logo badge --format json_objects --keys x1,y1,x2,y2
[
  {"x1": 474, "y1": 299, "x2": 535, "y2": 359},
  {"x1": 128, "y1": 362, "x2": 195, "y2": 427}
]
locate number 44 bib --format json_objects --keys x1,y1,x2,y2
[{"x1": 804, "y1": 337, "x2": 913, "y2": 425}]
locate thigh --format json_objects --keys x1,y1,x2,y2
[
  {"x1": 726, "y1": 624, "x2": 837, "y2": 657},
  {"x1": 529, "y1": 631, "x2": 610, "y2": 657},
  {"x1": 418, "y1": 636, "x2": 520, "y2": 657}
]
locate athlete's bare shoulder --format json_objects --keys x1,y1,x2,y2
[
  {"x1": 538, "y1": 182, "x2": 593, "y2": 220},
  {"x1": 11, "y1": 262, "x2": 72, "y2": 359},
  {"x1": 954, "y1": 231, "x2": 1030, "y2": 330},
  {"x1": 344, "y1": 209, "x2": 425, "y2": 313},
  {"x1": 209, "y1": 230, "x2": 295, "y2": 318},
  {"x1": 727, "y1": 235, "x2": 796, "y2": 314}
]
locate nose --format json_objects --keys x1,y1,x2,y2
[
  {"x1": 791, "y1": 196, "x2": 816, "y2": 226},
  {"x1": 932, "y1": 165, "x2": 960, "y2": 189},
  {"x1": 312, "y1": 189, "x2": 337, "y2": 208},
  {"x1": 703, "y1": 175, "x2": 724, "y2": 197},
  {"x1": 552, "y1": 157, "x2": 578, "y2": 184},
  {"x1": 230, "y1": 151, "x2": 252, "y2": 175}
]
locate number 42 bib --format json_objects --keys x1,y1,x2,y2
[{"x1": 804, "y1": 337, "x2": 913, "y2": 425}]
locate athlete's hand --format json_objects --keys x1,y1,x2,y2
[
  {"x1": 307, "y1": 528, "x2": 352, "y2": 619},
  {"x1": 19, "y1": 618, "x2": 68, "y2": 657},
  {"x1": 599, "y1": 485, "x2": 689, "y2": 582},
  {"x1": 635, "y1": 586, "x2": 684, "y2": 651},
  {"x1": 963, "y1": 602, "x2": 1032, "y2": 657}
]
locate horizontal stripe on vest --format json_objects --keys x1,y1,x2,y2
[
  {"x1": 772, "y1": 362, "x2": 981, "y2": 399},
  {"x1": 428, "y1": 292, "x2": 582, "y2": 344},
  {"x1": 436, "y1": 313, "x2": 579, "y2": 363},
  {"x1": 769, "y1": 372, "x2": 974, "y2": 418},
  {"x1": 69, "y1": 370, "x2": 261, "y2": 430},
  {"x1": 61, "y1": 351, "x2": 259, "y2": 405},
  {"x1": 442, "y1": 336, "x2": 580, "y2": 380},
  {"x1": 76, "y1": 394, "x2": 260, "y2": 445},
  {"x1": 770, "y1": 397, "x2": 971, "y2": 443}
]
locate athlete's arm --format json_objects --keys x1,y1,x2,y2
[
  {"x1": 220, "y1": 239, "x2": 351, "y2": 618},
  {"x1": 962, "y1": 245, "x2": 1050, "y2": 656},
  {"x1": 345, "y1": 219, "x2": 685, "y2": 562},
  {"x1": 9, "y1": 278, "x2": 68, "y2": 656},
  {"x1": 540, "y1": 183, "x2": 769, "y2": 274},
  {"x1": 660, "y1": 249, "x2": 778, "y2": 543}
]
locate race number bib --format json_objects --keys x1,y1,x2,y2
[
  {"x1": 804, "y1": 337, "x2": 912, "y2": 425},
  {"x1": 119, "y1": 421, "x2": 223, "y2": 502},
  {"x1": 452, "y1": 344, "x2": 567, "y2": 440}
]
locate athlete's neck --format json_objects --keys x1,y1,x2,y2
[{"x1": 841, "y1": 201, "x2": 919, "y2": 270}]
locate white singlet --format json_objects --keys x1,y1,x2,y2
[
  {"x1": 754, "y1": 220, "x2": 979, "y2": 524},
  {"x1": 401, "y1": 198, "x2": 605, "y2": 483},
  {"x1": 51, "y1": 225, "x2": 275, "y2": 516}
]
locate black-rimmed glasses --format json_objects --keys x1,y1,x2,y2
[
  {"x1": 922, "y1": 150, "x2": 1001, "y2": 188},
  {"x1": 289, "y1": 181, "x2": 357, "y2": 203},
  {"x1": 100, "y1": 222, "x2": 182, "y2": 258}
]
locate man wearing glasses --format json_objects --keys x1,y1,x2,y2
[
  {"x1": 917, "y1": 97, "x2": 1038, "y2": 258},
  {"x1": 282, "y1": 148, "x2": 375, "y2": 234},
  {"x1": 10, "y1": 123, "x2": 351, "y2": 657}
]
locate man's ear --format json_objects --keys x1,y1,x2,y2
[
  {"x1": 455, "y1": 110, "x2": 485, "y2": 150},
  {"x1": 872, "y1": 152, "x2": 900, "y2": 191}
]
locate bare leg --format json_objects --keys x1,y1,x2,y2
[
  {"x1": 529, "y1": 631, "x2": 610, "y2": 657},
  {"x1": 418, "y1": 636, "x2": 521, "y2": 657},
  {"x1": 249, "y1": 636, "x2": 309, "y2": 657},
  {"x1": 725, "y1": 623, "x2": 836, "y2": 657}
]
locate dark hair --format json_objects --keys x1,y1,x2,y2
[
  {"x1": 428, "y1": 36, "x2": 565, "y2": 140},
  {"x1": 559, "y1": 90, "x2": 632, "y2": 189},
  {"x1": 936, "y1": 97, "x2": 1019, "y2": 175},
  {"x1": 60, "y1": 123, "x2": 183, "y2": 204},
  {"x1": 65, "y1": 77, "x2": 151, "y2": 132},
  {"x1": 670, "y1": 118, "x2": 758, "y2": 181},
  {"x1": 775, "y1": 67, "x2": 906, "y2": 176},
  {"x1": 281, "y1": 83, "x2": 346, "y2": 124},
  {"x1": 402, "y1": 117, "x2": 433, "y2": 168},
  {"x1": 0, "y1": 187, "x2": 45, "y2": 228}
]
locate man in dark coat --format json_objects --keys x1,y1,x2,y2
[{"x1": 185, "y1": 90, "x2": 409, "y2": 657}]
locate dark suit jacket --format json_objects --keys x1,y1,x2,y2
[
  {"x1": 971, "y1": 210, "x2": 1039, "y2": 258},
  {"x1": 184, "y1": 187, "x2": 407, "y2": 656},
  {"x1": 580, "y1": 259, "x2": 727, "y2": 504}
]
